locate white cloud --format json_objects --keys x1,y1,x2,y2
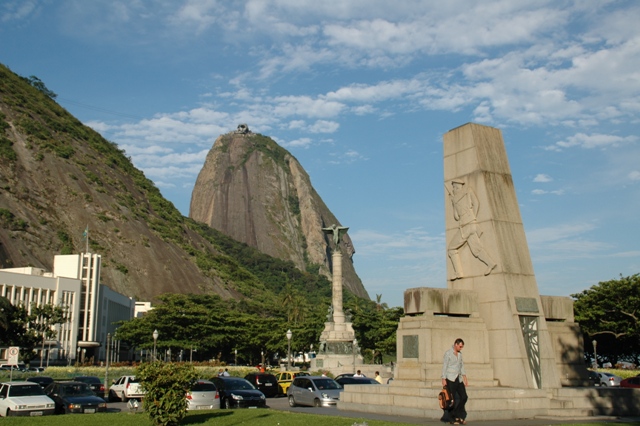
[
  {"x1": 280, "y1": 138, "x2": 312, "y2": 149},
  {"x1": 308, "y1": 120, "x2": 339, "y2": 133},
  {"x1": 629, "y1": 171, "x2": 640, "y2": 181},
  {"x1": 533, "y1": 174, "x2": 553, "y2": 183},
  {"x1": 1, "y1": 0, "x2": 39, "y2": 22},
  {"x1": 550, "y1": 133, "x2": 638, "y2": 150}
]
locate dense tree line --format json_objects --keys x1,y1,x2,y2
[
  {"x1": 114, "y1": 292, "x2": 403, "y2": 366},
  {"x1": 573, "y1": 273, "x2": 640, "y2": 366}
]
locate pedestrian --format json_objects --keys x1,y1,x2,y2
[
  {"x1": 217, "y1": 368, "x2": 224, "y2": 377},
  {"x1": 354, "y1": 370, "x2": 364, "y2": 377},
  {"x1": 223, "y1": 368, "x2": 230, "y2": 376},
  {"x1": 374, "y1": 371, "x2": 383, "y2": 384},
  {"x1": 441, "y1": 338, "x2": 468, "y2": 425}
]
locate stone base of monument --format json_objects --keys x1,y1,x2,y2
[{"x1": 339, "y1": 384, "x2": 640, "y2": 421}]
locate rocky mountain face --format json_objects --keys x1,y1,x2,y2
[
  {"x1": 0, "y1": 63, "x2": 359, "y2": 303},
  {"x1": 190, "y1": 127, "x2": 369, "y2": 299}
]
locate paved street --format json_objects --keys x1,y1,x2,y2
[{"x1": 105, "y1": 396, "x2": 638, "y2": 425}]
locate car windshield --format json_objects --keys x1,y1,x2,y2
[
  {"x1": 191, "y1": 382, "x2": 216, "y2": 392},
  {"x1": 312, "y1": 379, "x2": 341, "y2": 390},
  {"x1": 9, "y1": 384, "x2": 45, "y2": 397},
  {"x1": 61, "y1": 384, "x2": 94, "y2": 397},
  {"x1": 225, "y1": 379, "x2": 255, "y2": 390},
  {"x1": 76, "y1": 377, "x2": 101, "y2": 384}
]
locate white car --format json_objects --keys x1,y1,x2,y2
[
  {"x1": 186, "y1": 380, "x2": 220, "y2": 410},
  {"x1": 109, "y1": 375, "x2": 145, "y2": 401},
  {"x1": 0, "y1": 381, "x2": 56, "y2": 417}
]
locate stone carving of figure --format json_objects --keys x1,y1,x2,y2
[
  {"x1": 326, "y1": 304, "x2": 334, "y2": 322},
  {"x1": 446, "y1": 179, "x2": 497, "y2": 280},
  {"x1": 322, "y1": 224, "x2": 349, "y2": 250}
]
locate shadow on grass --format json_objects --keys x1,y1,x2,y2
[{"x1": 183, "y1": 410, "x2": 277, "y2": 425}]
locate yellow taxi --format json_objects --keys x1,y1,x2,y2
[{"x1": 274, "y1": 371, "x2": 310, "y2": 395}]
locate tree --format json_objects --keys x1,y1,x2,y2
[
  {"x1": 572, "y1": 273, "x2": 640, "y2": 365},
  {"x1": 137, "y1": 361, "x2": 197, "y2": 426},
  {"x1": 29, "y1": 303, "x2": 68, "y2": 366}
]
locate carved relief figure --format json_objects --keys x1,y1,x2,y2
[
  {"x1": 322, "y1": 224, "x2": 349, "y2": 250},
  {"x1": 446, "y1": 179, "x2": 497, "y2": 280}
]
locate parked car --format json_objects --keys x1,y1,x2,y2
[
  {"x1": 335, "y1": 376, "x2": 380, "y2": 387},
  {"x1": 73, "y1": 376, "x2": 105, "y2": 398},
  {"x1": 0, "y1": 364, "x2": 26, "y2": 372},
  {"x1": 620, "y1": 377, "x2": 640, "y2": 388},
  {"x1": 333, "y1": 373, "x2": 354, "y2": 381},
  {"x1": 28, "y1": 367, "x2": 46, "y2": 374},
  {"x1": 109, "y1": 376, "x2": 145, "y2": 401},
  {"x1": 186, "y1": 379, "x2": 220, "y2": 410},
  {"x1": 26, "y1": 376, "x2": 55, "y2": 389},
  {"x1": 595, "y1": 372, "x2": 621, "y2": 387},
  {"x1": 244, "y1": 373, "x2": 279, "y2": 398},
  {"x1": 210, "y1": 377, "x2": 266, "y2": 409},
  {"x1": 587, "y1": 370, "x2": 599, "y2": 386},
  {"x1": 0, "y1": 381, "x2": 56, "y2": 417},
  {"x1": 287, "y1": 376, "x2": 342, "y2": 407},
  {"x1": 44, "y1": 381, "x2": 107, "y2": 414},
  {"x1": 274, "y1": 371, "x2": 310, "y2": 395}
]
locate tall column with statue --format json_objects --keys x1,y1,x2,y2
[{"x1": 311, "y1": 224, "x2": 362, "y2": 373}]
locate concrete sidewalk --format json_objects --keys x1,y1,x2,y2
[{"x1": 267, "y1": 396, "x2": 640, "y2": 425}]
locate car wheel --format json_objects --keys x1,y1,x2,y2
[
  {"x1": 224, "y1": 398, "x2": 232, "y2": 409},
  {"x1": 314, "y1": 398, "x2": 321, "y2": 407},
  {"x1": 108, "y1": 389, "x2": 118, "y2": 402},
  {"x1": 6, "y1": 409, "x2": 12, "y2": 417},
  {"x1": 121, "y1": 391, "x2": 128, "y2": 402},
  {"x1": 288, "y1": 395, "x2": 296, "y2": 407}
]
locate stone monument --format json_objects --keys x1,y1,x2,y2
[
  {"x1": 339, "y1": 123, "x2": 640, "y2": 420},
  {"x1": 311, "y1": 224, "x2": 363, "y2": 372}
]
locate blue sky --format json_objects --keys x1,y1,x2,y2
[{"x1": 1, "y1": 1, "x2": 639, "y2": 308}]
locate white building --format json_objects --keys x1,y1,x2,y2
[{"x1": 0, "y1": 253, "x2": 134, "y2": 364}]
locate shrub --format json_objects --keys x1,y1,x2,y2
[{"x1": 137, "y1": 361, "x2": 197, "y2": 426}]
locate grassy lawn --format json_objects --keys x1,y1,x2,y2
[{"x1": 1, "y1": 410, "x2": 639, "y2": 426}]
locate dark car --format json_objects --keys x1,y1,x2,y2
[
  {"x1": 73, "y1": 376, "x2": 105, "y2": 398},
  {"x1": 27, "y1": 376, "x2": 55, "y2": 389},
  {"x1": 210, "y1": 376, "x2": 266, "y2": 409},
  {"x1": 335, "y1": 376, "x2": 380, "y2": 387},
  {"x1": 44, "y1": 381, "x2": 107, "y2": 414},
  {"x1": 620, "y1": 377, "x2": 640, "y2": 388},
  {"x1": 587, "y1": 370, "x2": 599, "y2": 386},
  {"x1": 244, "y1": 373, "x2": 279, "y2": 398}
]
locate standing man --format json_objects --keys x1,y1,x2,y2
[{"x1": 442, "y1": 338, "x2": 468, "y2": 425}]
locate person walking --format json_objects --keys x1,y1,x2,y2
[
  {"x1": 441, "y1": 338, "x2": 468, "y2": 424},
  {"x1": 374, "y1": 371, "x2": 383, "y2": 384}
]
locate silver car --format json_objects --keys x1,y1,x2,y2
[
  {"x1": 186, "y1": 380, "x2": 220, "y2": 410},
  {"x1": 596, "y1": 372, "x2": 621, "y2": 387},
  {"x1": 287, "y1": 376, "x2": 342, "y2": 407}
]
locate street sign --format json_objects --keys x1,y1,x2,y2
[{"x1": 7, "y1": 346, "x2": 19, "y2": 364}]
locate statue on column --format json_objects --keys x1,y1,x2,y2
[{"x1": 322, "y1": 224, "x2": 349, "y2": 251}]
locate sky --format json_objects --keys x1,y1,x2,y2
[{"x1": 1, "y1": 0, "x2": 639, "y2": 309}]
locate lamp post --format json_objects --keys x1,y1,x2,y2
[
  {"x1": 104, "y1": 333, "x2": 111, "y2": 399},
  {"x1": 235, "y1": 349, "x2": 237, "y2": 366},
  {"x1": 153, "y1": 329, "x2": 159, "y2": 361},
  {"x1": 592, "y1": 340, "x2": 598, "y2": 371},
  {"x1": 261, "y1": 350, "x2": 265, "y2": 368},
  {"x1": 190, "y1": 346, "x2": 196, "y2": 363},
  {"x1": 353, "y1": 338, "x2": 358, "y2": 374},
  {"x1": 286, "y1": 329, "x2": 292, "y2": 370}
]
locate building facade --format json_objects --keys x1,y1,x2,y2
[{"x1": 0, "y1": 253, "x2": 134, "y2": 364}]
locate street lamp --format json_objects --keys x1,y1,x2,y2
[
  {"x1": 261, "y1": 350, "x2": 265, "y2": 368},
  {"x1": 234, "y1": 349, "x2": 237, "y2": 366},
  {"x1": 592, "y1": 340, "x2": 598, "y2": 371},
  {"x1": 286, "y1": 329, "x2": 292, "y2": 370},
  {"x1": 153, "y1": 329, "x2": 159, "y2": 361},
  {"x1": 353, "y1": 338, "x2": 358, "y2": 374}
]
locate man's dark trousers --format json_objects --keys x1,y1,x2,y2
[{"x1": 446, "y1": 378, "x2": 468, "y2": 421}]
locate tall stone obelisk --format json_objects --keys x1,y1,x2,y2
[{"x1": 444, "y1": 123, "x2": 561, "y2": 389}]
